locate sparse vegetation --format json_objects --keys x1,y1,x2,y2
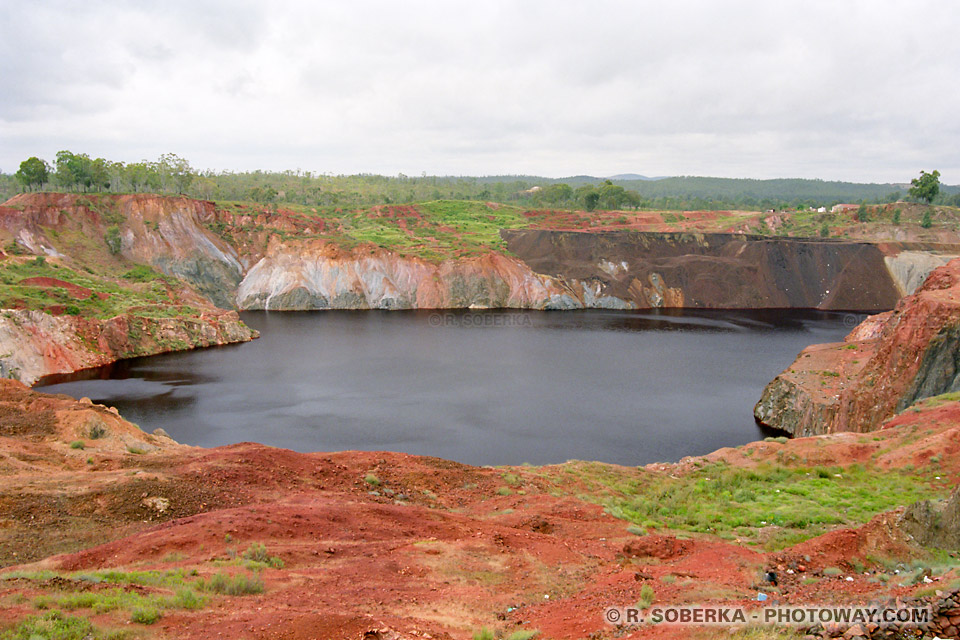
[
  {"x1": 638, "y1": 584, "x2": 655, "y2": 608},
  {"x1": 241, "y1": 543, "x2": 284, "y2": 569},
  {"x1": 69, "y1": 440, "x2": 85, "y2": 450},
  {"x1": 541, "y1": 460, "x2": 941, "y2": 550},
  {"x1": 129, "y1": 606, "x2": 160, "y2": 625},
  {"x1": 200, "y1": 571, "x2": 264, "y2": 596},
  {"x1": 0, "y1": 611, "x2": 102, "y2": 640}
]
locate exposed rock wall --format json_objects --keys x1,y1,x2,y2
[
  {"x1": 1, "y1": 193, "x2": 244, "y2": 309},
  {"x1": 235, "y1": 238, "x2": 581, "y2": 310},
  {"x1": 0, "y1": 308, "x2": 255, "y2": 386},
  {"x1": 755, "y1": 258, "x2": 960, "y2": 435},
  {"x1": 504, "y1": 230, "x2": 909, "y2": 311},
  {"x1": 883, "y1": 249, "x2": 959, "y2": 296}
]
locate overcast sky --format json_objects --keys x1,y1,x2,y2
[{"x1": 1, "y1": 1, "x2": 958, "y2": 183}]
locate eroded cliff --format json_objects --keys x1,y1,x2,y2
[
  {"x1": 3, "y1": 192, "x2": 960, "y2": 382},
  {"x1": 502, "y1": 229, "x2": 956, "y2": 311},
  {"x1": 755, "y1": 258, "x2": 960, "y2": 435}
]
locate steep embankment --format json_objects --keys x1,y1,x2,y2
[
  {"x1": 0, "y1": 309, "x2": 253, "y2": 385},
  {"x1": 755, "y1": 257, "x2": 960, "y2": 435},
  {"x1": 503, "y1": 229, "x2": 959, "y2": 311},
  {"x1": 0, "y1": 193, "x2": 256, "y2": 384},
  {"x1": 6, "y1": 193, "x2": 959, "y2": 314},
  {"x1": 234, "y1": 230, "x2": 959, "y2": 311},
  {"x1": 3, "y1": 192, "x2": 960, "y2": 380}
]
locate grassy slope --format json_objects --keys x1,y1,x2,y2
[
  {"x1": 0, "y1": 258, "x2": 199, "y2": 320},
  {"x1": 535, "y1": 458, "x2": 941, "y2": 551}
]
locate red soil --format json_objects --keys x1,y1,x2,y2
[
  {"x1": 19, "y1": 276, "x2": 110, "y2": 300},
  {"x1": 0, "y1": 378, "x2": 957, "y2": 639}
]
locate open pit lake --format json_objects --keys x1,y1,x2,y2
[{"x1": 38, "y1": 309, "x2": 854, "y2": 466}]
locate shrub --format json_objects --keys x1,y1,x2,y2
[
  {"x1": 363, "y1": 473, "x2": 381, "y2": 486},
  {"x1": 121, "y1": 265, "x2": 160, "y2": 282},
  {"x1": 506, "y1": 632, "x2": 540, "y2": 640},
  {"x1": 241, "y1": 543, "x2": 284, "y2": 569},
  {"x1": 69, "y1": 440, "x2": 85, "y2": 450},
  {"x1": 892, "y1": 208, "x2": 901, "y2": 225},
  {"x1": 473, "y1": 629, "x2": 495, "y2": 640},
  {"x1": 502, "y1": 472, "x2": 521, "y2": 486},
  {"x1": 638, "y1": 584, "x2": 655, "y2": 608},
  {"x1": 88, "y1": 422, "x2": 107, "y2": 439},
  {"x1": 921, "y1": 209, "x2": 933, "y2": 228},
  {"x1": 201, "y1": 572, "x2": 264, "y2": 595},
  {"x1": 104, "y1": 225, "x2": 122, "y2": 254},
  {"x1": 496, "y1": 486, "x2": 513, "y2": 496},
  {"x1": 0, "y1": 610, "x2": 94, "y2": 640},
  {"x1": 170, "y1": 588, "x2": 207, "y2": 610},
  {"x1": 64, "y1": 305, "x2": 81, "y2": 316},
  {"x1": 242, "y1": 542, "x2": 270, "y2": 563},
  {"x1": 130, "y1": 606, "x2": 160, "y2": 624}
]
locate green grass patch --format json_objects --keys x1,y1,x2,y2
[
  {"x1": 0, "y1": 610, "x2": 123, "y2": 640},
  {"x1": 199, "y1": 572, "x2": 264, "y2": 596},
  {"x1": 908, "y1": 391, "x2": 960, "y2": 411},
  {"x1": 538, "y1": 460, "x2": 942, "y2": 550},
  {"x1": 5, "y1": 568, "x2": 208, "y2": 627}
]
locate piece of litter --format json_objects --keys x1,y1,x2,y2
[
  {"x1": 757, "y1": 592, "x2": 767, "y2": 602},
  {"x1": 845, "y1": 577, "x2": 854, "y2": 582}
]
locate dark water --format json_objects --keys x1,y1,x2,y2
[{"x1": 37, "y1": 309, "x2": 854, "y2": 466}]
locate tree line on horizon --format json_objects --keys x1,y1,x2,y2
[{"x1": 4, "y1": 151, "x2": 959, "y2": 211}]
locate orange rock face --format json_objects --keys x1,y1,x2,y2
[{"x1": 755, "y1": 257, "x2": 960, "y2": 435}]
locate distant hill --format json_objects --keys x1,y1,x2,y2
[
  {"x1": 605, "y1": 173, "x2": 665, "y2": 181},
  {"x1": 475, "y1": 175, "x2": 959, "y2": 205}
]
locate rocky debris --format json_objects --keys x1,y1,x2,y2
[
  {"x1": 799, "y1": 589, "x2": 960, "y2": 639},
  {"x1": 622, "y1": 535, "x2": 692, "y2": 560},
  {"x1": 899, "y1": 486, "x2": 960, "y2": 550},
  {"x1": 756, "y1": 258, "x2": 960, "y2": 435}
]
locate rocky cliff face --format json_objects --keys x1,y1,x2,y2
[
  {"x1": 0, "y1": 308, "x2": 254, "y2": 385},
  {"x1": 755, "y1": 258, "x2": 960, "y2": 435},
  {"x1": 235, "y1": 237, "x2": 582, "y2": 310},
  {"x1": 503, "y1": 230, "x2": 949, "y2": 311},
  {"x1": 1, "y1": 193, "x2": 245, "y2": 309},
  {"x1": 0, "y1": 193, "x2": 257, "y2": 384},
  {"x1": 4, "y1": 192, "x2": 960, "y2": 383}
]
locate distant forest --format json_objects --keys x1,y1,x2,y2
[{"x1": 3, "y1": 151, "x2": 959, "y2": 211}]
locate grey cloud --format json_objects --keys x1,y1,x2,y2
[{"x1": 1, "y1": 0, "x2": 958, "y2": 182}]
